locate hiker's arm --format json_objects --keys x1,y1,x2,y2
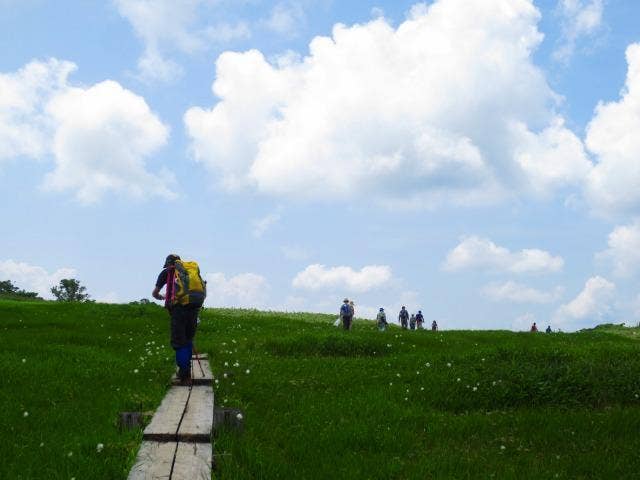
[{"x1": 152, "y1": 286, "x2": 164, "y2": 300}]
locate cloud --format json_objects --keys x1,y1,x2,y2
[
  {"x1": 0, "y1": 58, "x2": 74, "y2": 162},
  {"x1": 185, "y1": 0, "x2": 590, "y2": 206},
  {"x1": 44, "y1": 80, "x2": 174, "y2": 203},
  {"x1": 0, "y1": 59, "x2": 175, "y2": 203},
  {"x1": 443, "y1": 236, "x2": 564, "y2": 274},
  {"x1": 553, "y1": 0, "x2": 604, "y2": 62},
  {"x1": 113, "y1": 0, "x2": 250, "y2": 83},
  {"x1": 483, "y1": 281, "x2": 562, "y2": 303},
  {"x1": 585, "y1": 43, "x2": 640, "y2": 217},
  {"x1": 292, "y1": 264, "x2": 392, "y2": 293},
  {"x1": 554, "y1": 276, "x2": 615, "y2": 330},
  {"x1": 204, "y1": 272, "x2": 269, "y2": 308},
  {"x1": 263, "y1": 2, "x2": 305, "y2": 36},
  {"x1": 0, "y1": 259, "x2": 77, "y2": 299},
  {"x1": 252, "y1": 210, "x2": 281, "y2": 237},
  {"x1": 597, "y1": 220, "x2": 640, "y2": 277}
]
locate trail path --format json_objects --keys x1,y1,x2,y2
[{"x1": 128, "y1": 353, "x2": 214, "y2": 479}]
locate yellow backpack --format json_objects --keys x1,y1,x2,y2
[{"x1": 171, "y1": 260, "x2": 206, "y2": 307}]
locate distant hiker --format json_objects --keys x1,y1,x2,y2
[
  {"x1": 340, "y1": 298, "x2": 353, "y2": 331},
  {"x1": 152, "y1": 254, "x2": 206, "y2": 385},
  {"x1": 530, "y1": 322, "x2": 538, "y2": 332},
  {"x1": 376, "y1": 307, "x2": 388, "y2": 331},
  {"x1": 409, "y1": 314, "x2": 416, "y2": 330},
  {"x1": 431, "y1": 320, "x2": 438, "y2": 331},
  {"x1": 416, "y1": 310, "x2": 424, "y2": 329},
  {"x1": 546, "y1": 325, "x2": 552, "y2": 334},
  {"x1": 399, "y1": 306, "x2": 409, "y2": 329}
]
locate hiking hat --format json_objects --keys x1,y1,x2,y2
[
  {"x1": 343, "y1": 298, "x2": 349, "y2": 303},
  {"x1": 379, "y1": 307, "x2": 384, "y2": 311},
  {"x1": 164, "y1": 254, "x2": 180, "y2": 268}
]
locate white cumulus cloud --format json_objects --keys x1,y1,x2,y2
[
  {"x1": 483, "y1": 281, "x2": 562, "y2": 303},
  {"x1": 597, "y1": 220, "x2": 640, "y2": 277},
  {"x1": 0, "y1": 259, "x2": 77, "y2": 299},
  {"x1": 185, "y1": 0, "x2": 590, "y2": 206},
  {"x1": 0, "y1": 59, "x2": 74, "y2": 162},
  {"x1": 44, "y1": 80, "x2": 174, "y2": 203},
  {"x1": 0, "y1": 59, "x2": 175, "y2": 203},
  {"x1": 204, "y1": 272, "x2": 269, "y2": 308},
  {"x1": 443, "y1": 236, "x2": 564, "y2": 274},
  {"x1": 554, "y1": 276, "x2": 615, "y2": 330},
  {"x1": 292, "y1": 264, "x2": 392, "y2": 293},
  {"x1": 585, "y1": 43, "x2": 640, "y2": 217}
]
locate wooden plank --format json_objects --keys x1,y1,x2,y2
[
  {"x1": 143, "y1": 387, "x2": 189, "y2": 442},
  {"x1": 127, "y1": 441, "x2": 212, "y2": 480},
  {"x1": 127, "y1": 441, "x2": 175, "y2": 479},
  {"x1": 192, "y1": 353, "x2": 208, "y2": 360},
  {"x1": 171, "y1": 360, "x2": 212, "y2": 386},
  {"x1": 143, "y1": 386, "x2": 213, "y2": 442},
  {"x1": 172, "y1": 442, "x2": 212, "y2": 480},
  {"x1": 178, "y1": 386, "x2": 213, "y2": 442}
]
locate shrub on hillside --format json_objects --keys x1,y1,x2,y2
[
  {"x1": 0, "y1": 279, "x2": 42, "y2": 300},
  {"x1": 51, "y1": 278, "x2": 92, "y2": 302}
]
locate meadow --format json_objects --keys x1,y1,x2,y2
[{"x1": 1, "y1": 299, "x2": 639, "y2": 479}]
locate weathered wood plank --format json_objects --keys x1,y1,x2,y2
[
  {"x1": 127, "y1": 441, "x2": 212, "y2": 480},
  {"x1": 172, "y1": 442, "x2": 212, "y2": 480},
  {"x1": 143, "y1": 386, "x2": 213, "y2": 442},
  {"x1": 127, "y1": 441, "x2": 175, "y2": 479},
  {"x1": 171, "y1": 359, "x2": 212, "y2": 386},
  {"x1": 192, "y1": 352, "x2": 208, "y2": 360},
  {"x1": 143, "y1": 387, "x2": 189, "y2": 442},
  {"x1": 178, "y1": 385, "x2": 213, "y2": 442}
]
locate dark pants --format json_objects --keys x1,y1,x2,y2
[
  {"x1": 169, "y1": 305, "x2": 199, "y2": 378},
  {"x1": 342, "y1": 315, "x2": 353, "y2": 330}
]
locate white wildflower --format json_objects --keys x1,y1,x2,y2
[
  {"x1": 245, "y1": 369, "x2": 250, "y2": 374},
  {"x1": 236, "y1": 413, "x2": 243, "y2": 420},
  {"x1": 22, "y1": 358, "x2": 26, "y2": 363},
  {"x1": 23, "y1": 411, "x2": 29, "y2": 417},
  {"x1": 133, "y1": 369, "x2": 139, "y2": 374},
  {"x1": 96, "y1": 443, "x2": 104, "y2": 453}
]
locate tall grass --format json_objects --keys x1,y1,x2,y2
[{"x1": 1, "y1": 300, "x2": 639, "y2": 479}]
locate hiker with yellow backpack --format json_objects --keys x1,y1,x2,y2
[{"x1": 152, "y1": 254, "x2": 206, "y2": 385}]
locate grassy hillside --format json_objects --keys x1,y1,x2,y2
[{"x1": 1, "y1": 300, "x2": 640, "y2": 479}]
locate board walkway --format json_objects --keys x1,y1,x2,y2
[{"x1": 128, "y1": 355, "x2": 214, "y2": 479}]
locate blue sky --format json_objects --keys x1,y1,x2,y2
[{"x1": 1, "y1": 0, "x2": 639, "y2": 331}]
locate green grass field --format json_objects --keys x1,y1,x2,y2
[{"x1": 1, "y1": 299, "x2": 640, "y2": 479}]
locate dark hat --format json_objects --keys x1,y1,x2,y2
[{"x1": 164, "y1": 254, "x2": 180, "y2": 268}]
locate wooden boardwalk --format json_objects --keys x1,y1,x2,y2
[{"x1": 128, "y1": 355, "x2": 214, "y2": 479}]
